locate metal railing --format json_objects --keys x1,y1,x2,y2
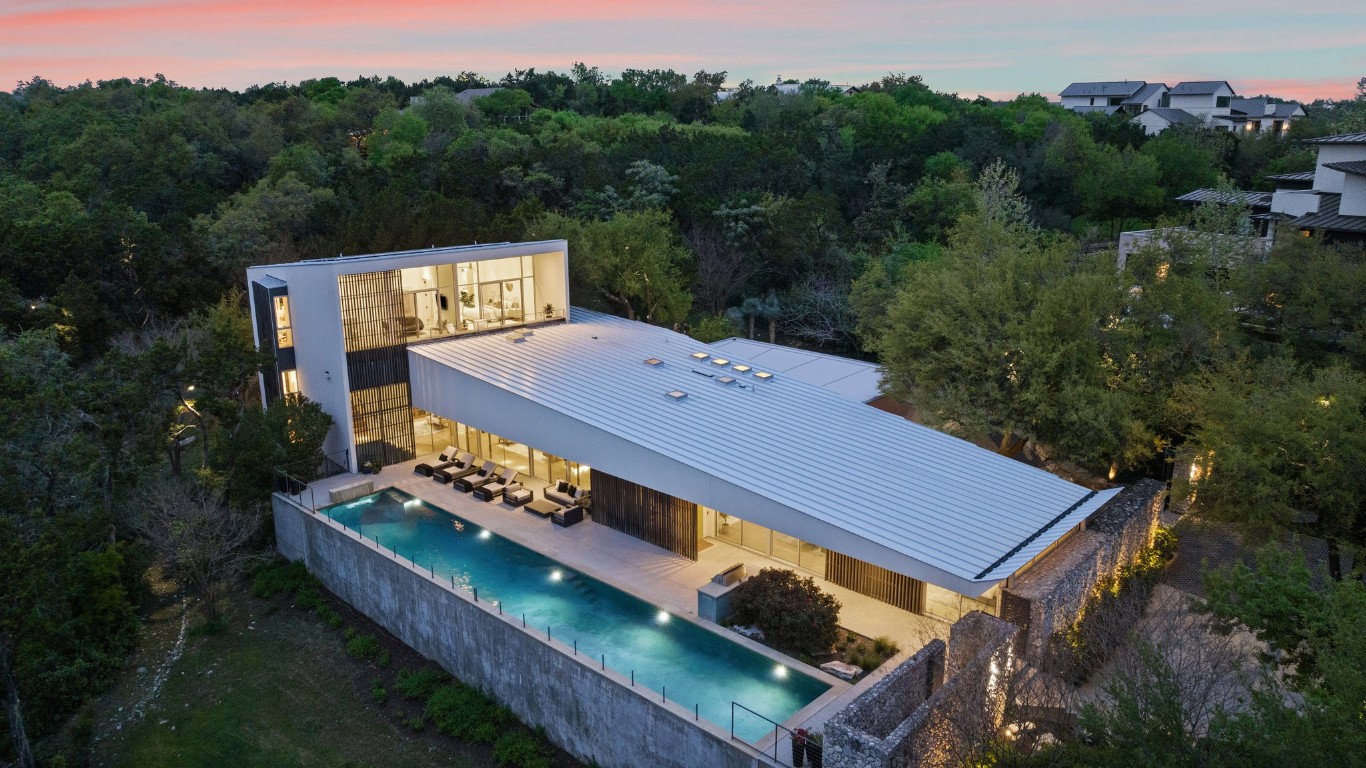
[
  {"x1": 732, "y1": 702, "x2": 802, "y2": 767},
  {"x1": 273, "y1": 449, "x2": 351, "y2": 508}
]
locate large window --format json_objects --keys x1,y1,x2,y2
[
  {"x1": 712, "y1": 511, "x2": 826, "y2": 576},
  {"x1": 442, "y1": 420, "x2": 588, "y2": 488},
  {"x1": 392, "y1": 255, "x2": 546, "y2": 341},
  {"x1": 273, "y1": 296, "x2": 293, "y2": 348}
]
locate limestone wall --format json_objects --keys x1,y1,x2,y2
[
  {"x1": 1002, "y1": 479, "x2": 1165, "y2": 666},
  {"x1": 272, "y1": 495, "x2": 755, "y2": 768},
  {"x1": 824, "y1": 613, "x2": 1018, "y2": 768}
]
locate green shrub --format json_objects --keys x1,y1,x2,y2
[
  {"x1": 404, "y1": 715, "x2": 426, "y2": 732},
  {"x1": 377, "y1": 649, "x2": 391, "y2": 667},
  {"x1": 493, "y1": 731, "x2": 553, "y2": 768},
  {"x1": 251, "y1": 560, "x2": 313, "y2": 598},
  {"x1": 317, "y1": 606, "x2": 342, "y2": 628},
  {"x1": 425, "y1": 683, "x2": 514, "y2": 743},
  {"x1": 396, "y1": 668, "x2": 451, "y2": 700},
  {"x1": 296, "y1": 585, "x2": 323, "y2": 611},
  {"x1": 371, "y1": 678, "x2": 388, "y2": 704},
  {"x1": 344, "y1": 627, "x2": 357, "y2": 640},
  {"x1": 730, "y1": 568, "x2": 841, "y2": 656},
  {"x1": 873, "y1": 636, "x2": 899, "y2": 657},
  {"x1": 346, "y1": 634, "x2": 381, "y2": 661}
]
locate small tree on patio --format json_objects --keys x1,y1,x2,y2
[{"x1": 730, "y1": 568, "x2": 841, "y2": 657}]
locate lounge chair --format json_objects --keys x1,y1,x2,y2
[
  {"x1": 433, "y1": 454, "x2": 481, "y2": 484},
  {"x1": 474, "y1": 468, "x2": 520, "y2": 501},
  {"x1": 452, "y1": 461, "x2": 499, "y2": 492},
  {"x1": 544, "y1": 480, "x2": 590, "y2": 508},
  {"x1": 414, "y1": 446, "x2": 460, "y2": 477}
]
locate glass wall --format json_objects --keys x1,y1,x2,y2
[
  {"x1": 712, "y1": 510, "x2": 826, "y2": 576},
  {"x1": 394, "y1": 255, "x2": 551, "y2": 341},
  {"x1": 439, "y1": 419, "x2": 589, "y2": 488}
]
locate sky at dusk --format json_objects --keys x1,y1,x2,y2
[{"x1": 1, "y1": 0, "x2": 1363, "y2": 101}]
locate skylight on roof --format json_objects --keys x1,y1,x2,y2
[
  {"x1": 711, "y1": 358, "x2": 729, "y2": 366},
  {"x1": 718, "y1": 376, "x2": 735, "y2": 384},
  {"x1": 644, "y1": 358, "x2": 662, "y2": 366},
  {"x1": 754, "y1": 371, "x2": 774, "y2": 380},
  {"x1": 691, "y1": 352, "x2": 709, "y2": 360},
  {"x1": 731, "y1": 364, "x2": 751, "y2": 373},
  {"x1": 665, "y1": 390, "x2": 687, "y2": 401}
]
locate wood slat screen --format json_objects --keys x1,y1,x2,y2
[
  {"x1": 827, "y1": 551, "x2": 926, "y2": 614},
  {"x1": 590, "y1": 470, "x2": 697, "y2": 560},
  {"x1": 338, "y1": 270, "x2": 415, "y2": 467}
]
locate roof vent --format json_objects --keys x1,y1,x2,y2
[
  {"x1": 665, "y1": 390, "x2": 688, "y2": 401},
  {"x1": 691, "y1": 352, "x2": 709, "y2": 360},
  {"x1": 731, "y1": 364, "x2": 751, "y2": 373},
  {"x1": 718, "y1": 376, "x2": 736, "y2": 385},
  {"x1": 754, "y1": 371, "x2": 774, "y2": 380},
  {"x1": 711, "y1": 358, "x2": 730, "y2": 366},
  {"x1": 644, "y1": 357, "x2": 663, "y2": 366},
  {"x1": 509, "y1": 332, "x2": 528, "y2": 344}
]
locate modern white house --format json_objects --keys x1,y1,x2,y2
[
  {"x1": 1061, "y1": 79, "x2": 1305, "y2": 135},
  {"x1": 1268, "y1": 132, "x2": 1366, "y2": 243},
  {"x1": 248, "y1": 242, "x2": 1142, "y2": 629}
]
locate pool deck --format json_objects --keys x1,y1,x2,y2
[{"x1": 293, "y1": 458, "x2": 951, "y2": 736}]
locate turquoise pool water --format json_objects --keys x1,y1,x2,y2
[{"x1": 322, "y1": 488, "x2": 829, "y2": 742}]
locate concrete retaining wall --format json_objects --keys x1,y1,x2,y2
[
  {"x1": 1002, "y1": 479, "x2": 1165, "y2": 666},
  {"x1": 273, "y1": 495, "x2": 756, "y2": 768}
]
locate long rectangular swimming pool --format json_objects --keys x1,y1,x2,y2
[{"x1": 323, "y1": 488, "x2": 830, "y2": 742}]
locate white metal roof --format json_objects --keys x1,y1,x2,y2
[
  {"x1": 408, "y1": 309, "x2": 1122, "y2": 593},
  {"x1": 706, "y1": 338, "x2": 883, "y2": 403}
]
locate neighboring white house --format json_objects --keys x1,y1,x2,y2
[
  {"x1": 1059, "y1": 81, "x2": 1149, "y2": 110},
  {"x1": 1165, "y1": 80, "x2": 1236, "y2": 122},
  {"x1": 1268, "y1": 133, "x2": 1366, "y2": 242},
  {"x1": 1061, "y1": 79, "x2": 1305, "y2": 135},
  {"x1": 1133, "y1": 107, "x2": 1203, "y2": 136}
]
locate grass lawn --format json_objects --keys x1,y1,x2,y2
[{"x1": 90, "y1": 585, "x2": 517, "y2": 768}]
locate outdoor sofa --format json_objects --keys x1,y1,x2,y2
[{"x1": 544, "y1": 480, "x2": 590, "y2": 508}]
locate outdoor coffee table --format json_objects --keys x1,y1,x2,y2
[{"x1": 524, "y1": 499, "x2": 560, "y2": 519}]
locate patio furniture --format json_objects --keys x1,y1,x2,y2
[
  {"x1": 475, "y1": 468, "x2": 520, "y2": 501},
  {"x1": 414, "y1": 446, "x2": 460, "y2": 477},
  {"x1": 432, "y1": 454, "x2": 480, "y2": 484},
  {"x1": 524, "y1": 499, "x2": 560, "y2": 519},
  {"x1": 544, "y1": 480, "x2": 591, "y2": 508},
  {"x1": 453, "y1": 461, "x2": 499, "y2": 492},
  {"x1": 552, "y1": 506, "x2": 584, "y2": 528},
  {"x1": 503, "y1": 485, "x2": 532, "y2": 507}
]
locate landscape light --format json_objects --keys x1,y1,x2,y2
[
  {"x1": 656, "y1": 610, "x2": 670, "y2": 625},
  {"x1": 479, "y1": 529, "x2": 492, "y2": 540},
  {"x1": 774, "y1": 665, "x2": 788, "y2": 680},
  {"x1": 550, "y1": 569, "x2": 563, "y2": 582}
]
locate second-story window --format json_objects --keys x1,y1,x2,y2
[{"x1": 274, "y1": 295, "x2": 293, "y2": 348}]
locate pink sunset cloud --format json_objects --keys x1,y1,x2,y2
[{"x1": 1, "y1": 0, "x2": 1360, "y2": 102}]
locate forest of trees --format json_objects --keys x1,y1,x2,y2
[{"x1": 2, "y1": 68, "x2": 1365, "y2": 766}]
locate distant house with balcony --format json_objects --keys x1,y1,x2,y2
[{"x1": 1059, "y1": 81, "x2": 1167, "y2": 113}]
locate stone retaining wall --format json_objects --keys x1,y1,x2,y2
[
  {"x1": 1002, "y1": 479, "x2": 1165, "y2": 666},
  {"x1": 273, "y1": 495, "x2": 755, "y2": 768},
  {"x1": 824, "y1": 613, "x2": 1018, "y2": 768}
]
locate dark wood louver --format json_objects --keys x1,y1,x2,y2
[
  {"x1": 590, "y1": 470, "x2": 698, "y2": 561},
  {"x1": 338, "y1": 270, "x2": 416, "y2": 467},
  {"x1": 827, "y1": 551, "x2": 926, "y2": 614}
]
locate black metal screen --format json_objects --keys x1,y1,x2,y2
[{"x1": 338, "y1": 270, "x2": 415, "y2": 467}]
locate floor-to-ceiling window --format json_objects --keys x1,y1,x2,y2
[
  {"x1": 711, "y1": 510, "x2": 826, "y2": 576},
  {"x1": 393, "y1": 255, "x2": 547, "y2": 341},
  {"x1": 441, "y1": 420, "x2": 588, "y2": 488}
]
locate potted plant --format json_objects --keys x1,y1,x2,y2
[
  {"x1": 791, "y1": 728, "x2": 808, "y2": 767},
  {"x1": 459, "y1": 290, "x2": 475, "y2": 309},
  {"x1": 543, "y1": 303, "x2": 556, "y2": 319},
  {"x1": 805, "y1": 732, "x2": 823, "y2": 768},
  {"x1": 361, "y1": 461, "x2": 375, "y2": 475}
]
